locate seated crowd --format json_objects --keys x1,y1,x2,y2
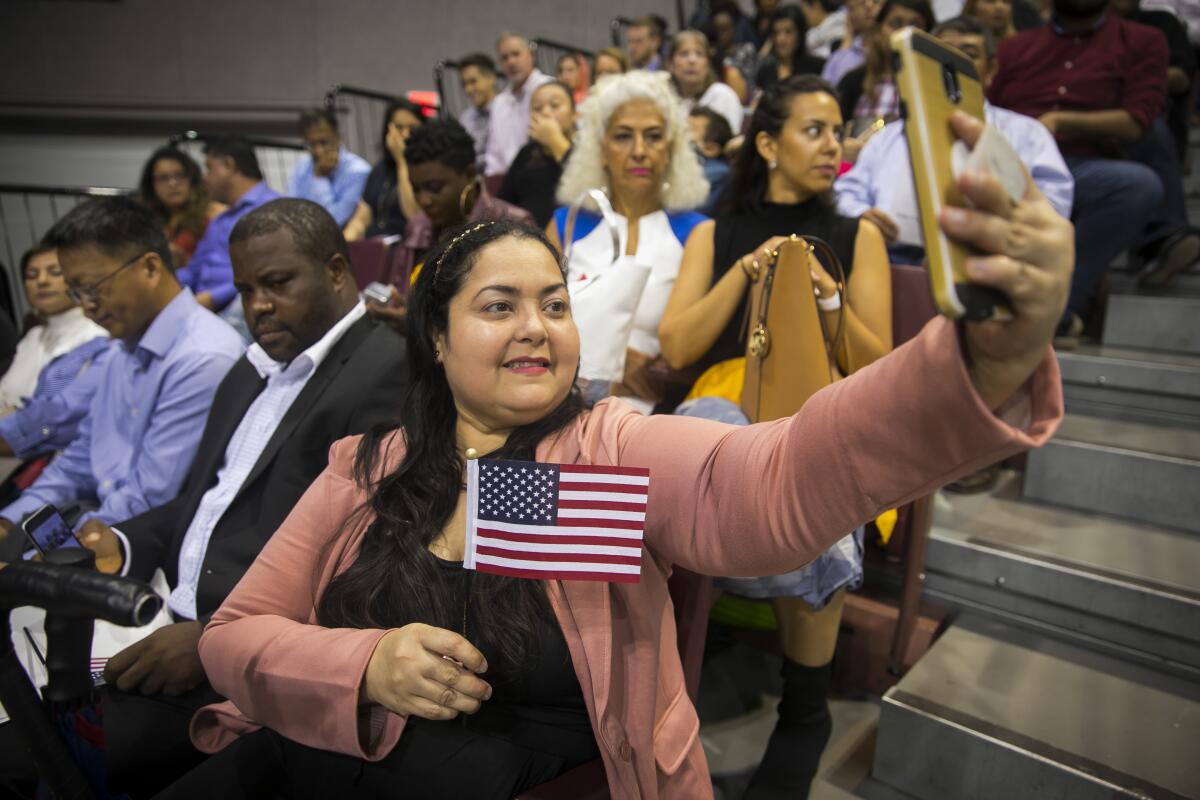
[{"x1": 0, "y1": 0, "x2": 1189, "y2": 796}]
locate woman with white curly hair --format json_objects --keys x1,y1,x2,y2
[{"x1": 547, "y1": 70, "x2": 710, "y2": 414}]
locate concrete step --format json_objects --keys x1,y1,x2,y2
[
  {"x1": 1102, "y1": 289, "x2": 1200, "y2": 354},
  {"x1": 873, "y1": 615, "x2": 1200, "y2": 800},
  {"x1": 1024, "y1": 414, "x2": 1200, "y2": 532},
  {"x1": 1057, "y1": 345, "x2": 1200, "y2": 430},
  {"x1": 926, "y1": 472, "x2": 1200, "y2": 673},
  {"x1": 1107, "y1": 269, "x2": 1200, "y2": 298}
]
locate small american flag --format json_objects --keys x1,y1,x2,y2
[{"x1": 465, "y1": 458, "x2": 650, "y2": 583}]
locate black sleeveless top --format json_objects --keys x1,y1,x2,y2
[{"x1": 703, "y1": 197, "x2": 861, "y2": 372}]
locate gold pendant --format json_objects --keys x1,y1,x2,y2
[{"x1": 749, "y1": 325, "x2": 770, "y2": 358}]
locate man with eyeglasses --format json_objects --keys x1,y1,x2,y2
[
  {"x1": 0, "y1": 196, "x2": 244, "y2": 549},
  {"x1": 286, "y1": 107, "x2": 371, "y2": 227}
]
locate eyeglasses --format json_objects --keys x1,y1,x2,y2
[
  {"x1": 65, "y1": 251, "x2": 147, "y2": 305},
  {"x1": 153, "y1": 171, "x2": 189, "y2": 185},
  {"x1": 304, "y1": 136, "x2": 339, "y2": 153}
]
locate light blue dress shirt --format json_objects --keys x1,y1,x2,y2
[
  {"x1": 1, "y1": 289, "x2": 245, "y2": 528},
  {"x1": 180, "y1": 182, "x2": 280, "y2": 311},
  {"x1": 835, "y1": 102, "x2": 1075, "y2": 243},
  {"x1": 286, "y1": 146, "x2": 371, "y2": 226}
]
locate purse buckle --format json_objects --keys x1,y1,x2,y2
[{"x1": 749, "y1": 325, "x2": 770, "y2": 358}]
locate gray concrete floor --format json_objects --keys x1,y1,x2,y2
[{"x1": 698, "y1": 636, "x2": 909, "y2": 800}]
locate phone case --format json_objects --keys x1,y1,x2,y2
[{"x1": 891, "y1": 28, "x2": 1007, "y2": 320}]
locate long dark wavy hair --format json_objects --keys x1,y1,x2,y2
[
  {"x1": 137, "y1": 147, "x2": 210, "y2": 243},
  {"x1": 718, "y1": 74, "x2": 842, "y2": 217},
  {"x1": 317, "y1": 219, "x2": 587, "y2": 682}
]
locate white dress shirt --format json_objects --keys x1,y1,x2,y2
[
  {"x1": 0, "y1": 307, "x2": 106, "y2": 411},
  {"x1": 835, "y1": 103, "x2": 1074, "y2": 245},
  {"x1": 483, "y1": 69, "x2": 553, "y2": 176},
  {"x1": 163, "y1": 302, "x2": 366, "y2": 619},
  {"x1": 460, "y1": 101, "x2": 493, "y2": 168}
]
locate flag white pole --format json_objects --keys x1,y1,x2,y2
[{"x1": 463, "y1": 456, "x2": 480, "y2": 570}]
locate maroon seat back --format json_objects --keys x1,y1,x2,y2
[
  {"x1": 484, "y1": 173, "x2": 506, "y2": 197},
  {"x1": 890, "y1": 264, "x2": 938, "y2": 346},
  {"x1": 348, "y1": 238, "x2": 394, "y2": 291}
]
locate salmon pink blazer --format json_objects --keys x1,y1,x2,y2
[{"x1": 192, "y1": 318, "x2": 1062, "y2": 798}]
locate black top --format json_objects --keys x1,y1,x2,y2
[
  {"x1": 754, "y1": 53, "x2": 828, "y2": 94},
  {"x1": 497, "y1": 142, "x2": 570, "y2": 228},
  {"x1": 361, "y1": 159, "x2": 408, "y2": 238},
  {"x1": 703, "y1": 197, "x2": 860, "y2": 371},
  {"x1": 348, "y1": 540, "x2": 599, "y2": 794}
]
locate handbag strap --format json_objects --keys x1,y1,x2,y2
[
  {"x1": 563, "y1": 189, "x2": 622, "y2": 265},
  {"x1": 804, "y1": 236, "x2": 849, "y2": 374}
]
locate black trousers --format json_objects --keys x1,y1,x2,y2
[
  {"x1": 0, "y1": 683, "x2": 221, "y2": 799},
  {"x1": 156, "y1": 715, "x2": 597, "y2": 800}
]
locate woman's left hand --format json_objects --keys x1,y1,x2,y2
[{"x1": 938, "y1": 111, "x2": 1073, "y2": 410}]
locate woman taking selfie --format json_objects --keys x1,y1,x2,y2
[
  {"x1": 658, "y1": 74, "x2": 891, "y2": 797},
  {"x1": 173, "y1": 105, "x2": 1071, "y2": 798}
]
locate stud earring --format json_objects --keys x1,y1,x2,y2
[{"x1": 768, "y1": 160, "x2": 778, "y2": 170}]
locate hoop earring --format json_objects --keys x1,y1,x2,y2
[{"x1": 459, "y1": 181, "x2": 476, "y2": 217}]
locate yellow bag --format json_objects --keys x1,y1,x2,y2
[{"x1": 684, "y1": 357, "x2": 746, "y2": 404}]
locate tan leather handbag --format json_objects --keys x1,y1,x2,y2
[{"x1": 740, "y1": 236, "x2": 852, "y2": 423}]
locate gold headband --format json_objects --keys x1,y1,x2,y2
[{"x1": 433, "y1": 221, "x2": 495, "y2": 281}]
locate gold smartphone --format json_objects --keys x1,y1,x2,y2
[{"x1": 891, "y1": 28, "x2": 1007, "y2": 320}]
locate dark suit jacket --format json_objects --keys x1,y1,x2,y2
[{"x1": 118, "y1": 315, "x2": 408, "y2": 619}]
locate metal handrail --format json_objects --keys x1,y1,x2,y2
[
  {"x1": 166, "y1": 131, "x2": 303, "y2": 195},
  {"x1": 167, "y1": 130, "x2": 304, "y2": 151},
  {"x1": 0, "y1": 184, "x2": 130, "y2": 323},
  {"x1": 611, "y1": 16, "x2": 634, "y2": 46},
  {"x1": 0, "y1": 184, "x2": 124, "y2": 198},
  {"x1": 531, "y1": 37, "x2": 595, "y2": 60}
]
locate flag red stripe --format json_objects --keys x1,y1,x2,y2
[
  {"x1": 477, "y1": 563, "x2": 641, "y2": 583},
  {"x1": 558, "y1": 480, "x2": 650, "y2": 493},
  {"x1": 555, "y1": 517, "x2": 645, "y2": 530},
  {"x1": 558, "y1": 499, "x2": 647, "y2": 512},
  {"x1": 559, "y1": 465, "x2": 650, "y2": 477},
  {"x1": 477, "y1": 528, "x2": 643, "y2": 548},
  {"x1": 476, "y1": 545, "x2": 643, "y2": 566}
]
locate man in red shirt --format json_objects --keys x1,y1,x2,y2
[{"x1": 989, "y1": 0, "x2": 1198, "y2": 329}]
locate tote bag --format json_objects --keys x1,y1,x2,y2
[{"x1": 563, "y1": 189, "x2": 653, "y2": 383}]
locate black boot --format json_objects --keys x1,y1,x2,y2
[{"x1": 742, "y1": 659, "x2": 833, "y2": 800}]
